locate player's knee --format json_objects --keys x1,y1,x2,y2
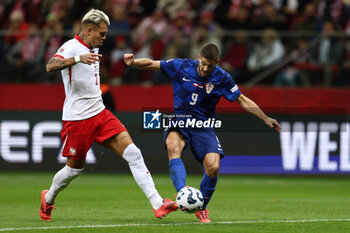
[
  {"x1": 122, "y1": 143, "x2": 143, "y2": 165},
  {"x1": 55, "y1": 165, "x2": 83, "y2": 190},
  {"x1": 205, "y1": 164, "x2": 220, "y2": 177},
  {"x1": 66, "y1": 165, "x2": 83, "y2": 180},
  {"x1": 166, "y1": 140, "x2": 182, "y2": 156}
]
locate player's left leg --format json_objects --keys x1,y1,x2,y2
[
  {"x1": 201, "y1": 152, "x2": 220, "y2": 209},
  {"x1": 103, "y1": 131, "x2": 177, "y2": 218},
  {"x1": 189, "y1": 129, "x2": 221, "y2": 211},
  {"x1": 189, "y1": 128, "x2": 223, "y2": 223},
  {"x1": 195, "y1": 153, "x2": 220, "y2": 223}
]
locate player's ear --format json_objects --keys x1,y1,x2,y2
[
  {"x1": 87, "y1": 26, "x2": 93, "y2": 34},
  {"x1": 197, "y1": 54, "x2": 201, "y2": 60}
]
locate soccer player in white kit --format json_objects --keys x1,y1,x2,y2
[{"x1": 39, "y1": 9, "x2": 178, "y2": 221}]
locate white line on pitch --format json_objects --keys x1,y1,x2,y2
[{"x1": 1, "y1": 218, "x2": 350, "y2": 232}]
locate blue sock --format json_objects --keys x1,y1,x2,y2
[
  {"x1": 169, "y1": 158, "x2": 187, "y2": 192},
  {"x1": 200, "y1": 173, "x2": 218, "y2": 210}
]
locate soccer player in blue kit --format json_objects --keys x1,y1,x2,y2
[{"x1": 124, "y1": 43, "x2": 280, "y2": 223}]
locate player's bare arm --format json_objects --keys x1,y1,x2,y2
[
  {"x1": 236, "y1": 94, "x2": 281, "y2": 132},
  {"x1": 46, "y1": 53, "x2": 102, "y2": 72},
  {"x1": 123, "y1": 53, "x2": 161, "y2": 70}
]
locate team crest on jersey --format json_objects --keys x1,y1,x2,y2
[
  {"x1": 69, "y1": 147, "x2": 76, "y2": 156},
  {"x1": 206, "y1": 82, "x2": 215, "y2": 94},
  {"x1": 59, "y1": 47, "x2": 64, "y2": 52}
]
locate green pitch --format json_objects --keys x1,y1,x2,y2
[{"x1": 0, "y1": 172, "x2": 350, "y2": 233}]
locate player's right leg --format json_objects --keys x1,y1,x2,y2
[
  {"x1": 40, "y1": 158, "x2": 84, "y2": 221},
  {"x1": 40, "y1": 118, "x2": 93, "y2": 221},
  {"x1": 165, "y1": 130, "x2": 187, "y2": 192},
  {"x1": 103, "y1": 131, "x2": 178, "y2": 218}
]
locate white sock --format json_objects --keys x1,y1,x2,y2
[
  {"x1": 123, "y1": 143, "x2": 163, "y2": 210},
  {"x1": 45, "y1": 165, "x2": 83, "y2": 204}
]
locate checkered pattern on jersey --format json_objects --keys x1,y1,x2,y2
[{"x1": 160, "y1": 58, "x2": 241, "y2": 120}]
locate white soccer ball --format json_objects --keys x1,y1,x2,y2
[{"x1": 176, "y1": 186, "x2": 203, "y2": 214}]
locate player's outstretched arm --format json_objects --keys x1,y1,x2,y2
[
  {"x1": 236, "y1": 94, "x2": 281, "y2": 132},
  {"x1": 46, "y1": 53, "x2": 102, "y2": 72},
  {"x1": 123, "y1": 53, "x2": 161, "y2": 70}
]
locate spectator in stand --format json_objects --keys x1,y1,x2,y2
[
  {"x1": 132, "y1": 8, "x2": 168, "y2": 50},
  {"x1": 247, "y1": 28, "x2": 285, "y2": 84},
  {"x1": 101, "y1": 3, "x2": 131, "y2": 75},
  {"x1": 0, "y1": 0, "x2": 14, "y2": 67},
  {"x1": 49, "y1": 0, "x2": 72, "y2": 30},
  {"x1": 250, "y1": 0, "x2": 270, "y2": 29},
  {"x1": 109, "y1": 4, "x2": 130, "y2": 36},
  {"x1": 336, "y1": 38, "x2": 350, "y2": 86},
  {"x1": 221, "y1": 4, "x2": 254, "y2": 47},
  {"x1": 157, "y1": 0, "x2": 191, "y2": 19},
  {"x1": 0, "y1": 0, "x2": 14, "y2": 28},
  {"x1": 6, "y1": 23, "x2": 45, "y2": 82},
  {"x1": 274, "y1": 37, "x2": 313, "y2": 86},
  {"x1": 197, "y1": 10, "x2": 220, "y2": 35},
  {"x1": 4, "y1": 9, "x2": 29, "y2": 49},
  {"x1": 153, "y1": 30, "x2": 191, "y2": 83},
  {"x1": 43, "y1": 14, "x2": 64, "y2": 63},
  {"x1": 295, "y1": 0, "x2": 314, "y2": 14},
  {"x1": 343, "y1": 1, "x2": 350, "y2": 32},
  {"x1": 71, "y1": 20, "x2": 82, "y2": 37},
  {"x1": 196, "y1": 0, "x2": 231, "y2": 27},
  {"x1": 222, "y1": 5, "x2": 254, "y2": 31},
  {"x1": 164, "y1": 30, "x2": 191, "y2": 60},
  {"x1": 42, "y1": 14, "x2": 64, "y2": 83},
  {"x1": 280, "y1": 0, "x2": 299, "y2": 30},
  {"x1": 316, "y1": 0, "x2": 345, "y2": 28},
  {"x1": 110, "y1": 36, "x2": 132, "y2": 84},
  {"x1": 256, "y1": 2, "x2": 285, "y2": 31},
  {"x1": 226, "y1": 0, "x2": 254, "y2": 16},
  {"x1": 163, "y1": 10, "x2": 192, "y2": 44},
  {"x1": 308, "y1": 20, "x2": 345, "y2": 86},
  {"x1": 22, "y1": 0, "x2": 45, "y2": 25},
  {"x1": 190, "y1": 10, "x2": 222, "y2": 59},
  {"x1": 123, "y1": 27, "x2": 166, "y2": 83},
  {"x1": 292, "y1": 3, "x2": 319, "y2": 34},
  {"x1": 221, "y1": 30, "x2": 252, "y2": 84}
]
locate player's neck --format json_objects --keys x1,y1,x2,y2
[{"x1": 78, "y1": 32, "x2": 92, "y2": 49}]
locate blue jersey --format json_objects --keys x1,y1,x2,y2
[{"x1": 160, "y1": 58, "x2": 242, "y2": 120}]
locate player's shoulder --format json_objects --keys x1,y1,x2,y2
[
  {"x1": 162, "y1": 58, "x2": 195, "y2": 73},
  {"x1": 212, "y1": 65, "x2": 232, "y2": 82},
  {"x1": 214, "y1": 65, "x2": 229, "y2": 76},
  {"x1": 58, "y1": 38, "x2": 77, "y2": 52},
  {"x1": 163, "y1": 58, "x2": 192, "y2": 65},
  {"x1": 62, "y1": 38, "x2": 77, "y2": 47}
]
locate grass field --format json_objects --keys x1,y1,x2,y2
[{"x1": 0, "y1": 172, "x2": 350, "y2": 233}]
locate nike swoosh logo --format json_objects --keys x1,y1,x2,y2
[{"x1": 182, "y1": 77, "x2": 191, "y2": 82}]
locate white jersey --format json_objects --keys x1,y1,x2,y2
[{"x1": 54, "y1": 35, "x2": 105, "y2": 121}]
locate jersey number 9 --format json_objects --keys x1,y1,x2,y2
[{"x1": 190, "y1": 93, "x2": 198, "y2": 105}]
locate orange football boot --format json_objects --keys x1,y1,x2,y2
[
  {"x1": 153, "y1": 198, "x2": 178, "y2": 218},
  {"x1": 39, "y1": 190, "x2": 56, "y2": 221},
  {"x1": 195, "y1": 209, "x2": 211, "y2": 223}
]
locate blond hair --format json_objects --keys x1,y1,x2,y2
[{"x1": 82, "y1": 9, "x2": 110, "y2": 26}]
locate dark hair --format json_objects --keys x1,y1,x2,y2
[{"x1": 200, "y1": 43, "x2": 219, "y2": 61}]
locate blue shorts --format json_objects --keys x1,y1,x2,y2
[{"x1": 164, "y1": 127, "x2": 224, "y2": 162}]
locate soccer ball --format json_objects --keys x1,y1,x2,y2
[{"x1": 176, "y1": 186, "x2": 203, "y2": 214}]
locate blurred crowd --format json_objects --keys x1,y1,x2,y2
[{"x1": 1, "y1": 0, "x2": 350, "y2": 87}]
